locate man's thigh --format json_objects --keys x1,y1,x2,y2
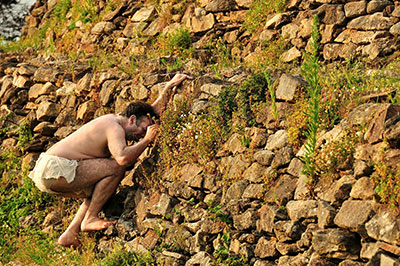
[{"x1": 50, "y1": 158, "x2": 125, "y2": 193}]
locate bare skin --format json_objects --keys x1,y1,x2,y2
[{"x1": 41, "y1": 73, "x2": 193, "y2": 247}]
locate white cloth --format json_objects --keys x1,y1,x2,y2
[{"x1": 29, "y1": 153, "x2": 78, "y2": 193}]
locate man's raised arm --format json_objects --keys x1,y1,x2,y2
[{"x1": 152, "y1": 73, "x2": 193, "y2": 116}]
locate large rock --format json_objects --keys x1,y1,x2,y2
[
  {"x1": 266, "y1": 130, "x2": 289, "y2": 150},
  {"x1": 264, "y1": 174, "x2": 297, "y2": 205},
  {"x1": 312, "y1": 229, "x2": 361, "y2": 259},
  {"x1": 334, "y1": 200, "x2": 375, "y2": 234},
  {"x1": 132, "y1": 6, "x2": 156, "y2": 22},
  {"x1": 189, "y1": 13, "x2": 215, "y2": 33},
  {"x1": 91, "y1": 22, "x2": 116, "y2": 35},
  {"x1": 366, "y1": 0, "x2": 393, "y2": 13},
  {"x1": 36, "y1": 101, "x2": 58, "y2": 121},
  {"x1": 254, "y1": 237, "x2": 277, "y2": 258},
  {"x1": 286, "y1": 200, "x2": 318, "y2": 222},
  {"x1": 276, "y1": 74, "x2": 304, "y2": 102},
  {"x1": 365, "y1": 211, "x2": 400, "y2": 245},
  {"x1": 348, "y1": 13, "x2": 393, "y2": 30},
  {"x1": 205, "y1": 0, "x2": 236, "y2": 12},
  {"x1": 344, "y1": 1, "x2": 367, "y2": 18}
]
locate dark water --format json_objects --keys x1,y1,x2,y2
[{"x1": 0, "y1": 0, "x2": 36, "y2": 40}]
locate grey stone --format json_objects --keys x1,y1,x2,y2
[
  {"x1": 360, "y1": 242, "x2": 380, "y2": 260},
  {"x1": 317, "y1": 200, "x2": 336, "y2": 228},
  {"x1": 390, "y1": 22, "x2": 400, "y2": 36},
  {"x1": 185, "y1": 251, "x2": 213, "y2": 266},
  {"x1": 318, "y1": 175, "x2": 356, "y2": 204},
  {"x1": 205, "y1": 0, "x2": 236, "y2": 12},
  {"x1": 334, "y1": 200, "x2": 374, "y2": 234},
  {"x1": 280, "y1": 47, "x2": 302, "y2": 63},
  {"x1": 365, "y1": 211, "x2": 400, "y2": 245},
  {"x1": 312, "y1": 229, "x2": 361, "y2": 259},
  {"x1": 294, "y1": 174, "x2": 311, "y2": 200},
  {"x1": 100, "y1": 79, "x2": 117, "y2": 106},
  {"x1": 243, "y1": 163, "x2": 267, "y2": 182},
  {"x1": 242, "y1": 184, "x2": 265, "y2": 199},
  {"x1": 265, "y1": 13, "x2": 291, "y2": 29},
  {"x1": 297, "y1": 223, "x2": 318, "y2": 249},
  {"x1": 287, "y1": 158, "x2": 304, "y2": 178},
  {"x1": 254, "y1": 150, "x2": 275, "y2": 166},
  {"x1": 149, "y1": 193, "x2": 174, "y2": 217},
  {"x1": 132, "y1": 6, "x2": 155, "y2": 22},
  {"x1": 36, "y1": 101, "x2": 58, "y2": 121},
  {"x1": 350, "y1": 177, "x2": 376, "y2": 200},
  {"x1": 366, "y1": 0, "x2": 393, "y2": 13},
  {"x1": 276, "y1": 74, "x2": 304, "y2": 102},
  {"x1": 348, "y1": 13, "x2": 393, "y2": 30},
  {"x1": 223, "y1": 180, "x2": 248, "y2": 204},
  {"x1": 276, "y1": 242, "x2": 298, "y2": 255},
  {"x1": 344, "y1": 1, "x2": 367, "y2": 18},
  {"x1": 256, "y1": 204, "x2": 281, "y2": 233},
  {"x1": 264, "y1": 174, "x2": 297, "y2": 205},
  {"x1": 274, "y1": 220, "x2": 302, "y2": 242},
  {"x1": 254, "y1": 237, "x2": 277, "y2": 258},
  {"x1": 233, "y1": 209, "x2": 256, "y2": 230},
  {"x1": 271, "y1": 146, "x2": 293, "y2": 169},
  {"x1": 91, "y1": 22, "x2": 116, "y2": 35},
  {"x1": 189, "y1": 13, "x2": 216, "y2": 33},
  {"x1": 33, "y1": 67, "x2": 61, "y2": 83},
  {"x1": 286, "y1": 200, "x2": 318, "y2": 222},
  {"x1": 115, "y1": 220, "x2": 137, "y2": 240}
]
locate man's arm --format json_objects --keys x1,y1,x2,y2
[
  {"x1": 107, "y1": 124, "x2": 159, "y2": 166},
  {"x1": 152, "y1": 73, "x2": 193, "y2": 116}
]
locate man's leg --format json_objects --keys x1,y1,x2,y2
[
  {"x1": 50, "y1": 158, "x2": 126, "y2": 245},
  {"x1": 57, "y1": 198, "x2": 90, "y2": 248}
]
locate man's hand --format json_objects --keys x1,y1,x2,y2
[
  {"x1": 144, "y1": 124, "x2": 159, "y2": 143},
  {"x1": 166, "y1": 73, "x2": 193, "y2": 90}
]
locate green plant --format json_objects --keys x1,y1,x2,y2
[
  {"x1": 158, "y1": 28, "x2": 193, "y2": 57},
  {"x1": 243, "y1": 0, "x2": 287, "y2": 34},
  {"x1": 212, "y1": 231, "x2": 249, "y2": 266},
  {"x1": 265, "y1": 72, "x2": 278, "y2": 120},
  {"x1": 208, "y1": 205, "x2": 233, "y2": 225},
  {"x1": 100, "y1": 245, "x2": 155, "y2": 266},
  {"x1": 300, "y1": 15, "x2": 322, "y2": 184}
]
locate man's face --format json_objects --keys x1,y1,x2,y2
[{"x1": 127, "y1": 116, "x2": 153, "y2": 141}]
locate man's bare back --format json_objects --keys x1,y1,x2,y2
[{"x1": 47, "y1": 114, "x2": 117, "y2": 160}]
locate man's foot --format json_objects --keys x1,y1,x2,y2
[
  {"x1": 81, "y1": 217, "x2": 116, "y2": 232},
  {"x1": 58, "y1": 231, "x2": 80, "y2": 248}
]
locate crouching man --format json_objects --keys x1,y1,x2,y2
[{"x1": 29, "y1": 73, "x2": 192, "y2": 247}]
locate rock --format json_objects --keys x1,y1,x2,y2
[
  {"x1": 185, "y1": 251, "x2": 213, "y2": 266},
  {"x1": 243, "y1": 163, "x2": 268, "y2": 182},
  {"x1": 19, "y1": 214, "x2": 36, "y2": 228},
  {"x1": 350, "y1": 177, "x2": 376, "y2": 200},
  {"x1": 276, "y1": 74, "x2": 304, "y2": 102},
  {"x1": 254, "y1": 237, "x2": 277, "y2": 258},
  {"x1": 36, "y1": 101, "x2": 58, "y2": 121},
  {"x1": 33, "y1": 67, "x2": 61, "y2": 83},
  {"x1": 233, "y1": 209, "x2": 256, "y2": 230},
  {"x1": 365, "y1": 211, "x2": 400, "y2": 245},
  {"x1": 360, "y1": 242, "x2": 380, "y2": 260},
  {"x1": 242, "y1": 183, "x2": 265, "y2": 200},
  {"x1": 264, "y1": 174, "x2": 297, "y2": 205},
  {"x1": 294, "y1": 174, "x2": 311, "y2": 200},
  {"x1": 265, "y1": 13, "x2": 291, "y2": 29},
  {"x1": 115, "y1": 220, "x2": 137, "y2": 241},
  {"x1": 250, "y1": 127, "x2": 268, "y2": 148},
  {"x1": 366, "y1": 0, "x2": 393, "y2": 13},
  {"x1": 280, "y1": 47, "x2": 302, "y2": 63},
  {"x1": 222, "y1": 180, "x2": 248, "y2": 204},
  {"x1": 225, "y1": 133, "x2": 247, "y2": 154},
  {"x1": 28, "y1": 82, "x2": 56, "y2": 101},
  {"x1": 132, "y1": 6, "x2": 155, "y2": 22},
  {"x1": 149, "y1": 193, "x2": 174, "y2": 217},
  {"x1": 100, "y1": 80, "x2": 117, "y2": 106},
  {"x1": 344, "y1": 1, "x2": 367, "y2": 18},
  {"x1": 312, "y1": 229, "x2": 361, "y2": 259},
  {"x1": 256, "y1": 204, "x2": 284, "y2": 233},
  {"x1": 13, "y1": 75, "x2": 31, "y2": 88},
  {"x1": 274, "y1": 220, "x2": 302, "y2": 242},
  {"x1": 313, "y1": 4, "x2": 346, "y2": 25},
  {"x1": 205, "y1": 0, "x2": 236, "y2": 12},
  {"x1": 317, "y1": 200, "x2": 336, "y2": 228},
  {"x1": 33, "y1": 121, "x2": 57, "y2": 136},
  {"x1": 142, "y1": 18, "x2": 163, "y2": 36},
  {"x1": 287, "y1": 158, "x2": 304, "y2": 178},
  {"x1": 389, "y1": 22, "x2": 400, "y2": 35},
  {"x1": 141, "y1": 229, "x2": 160, "y2": 249},
  {"x1": 318, "y1": 175, "x2": 356, "y2": 204},
  {"x1": 297, "y1": 223, "x2": 318, "y2": 249},
  {"x1": 76, "y1": 101, "x2": 96, "y2": 122},
  {"x1": 286, "y1": 200, "x2": 318, "y2": 222},
  {"x1": 254, "y1": 150, "x2": 275, "y2": 166},
  {"x1": 219, "y1": 156, "x2": 251, "y2": 180},
  {"x1": 348, "y1": 13, "x2": 393, "y2": 30},
  {"x1": 334, "y1": 200, "x2": 375, "y2": 235},
  {"x1": 271, "y1": 146, "x2": 293, "y2": 169},
  {"x1": 335, "y1": 29, "x2": 388, "y2": 44},
  {"x1": 189, "y1": 13, "x2": 216, "y2": 33},
  {"x1": 276, "y1": 242, "x2": 298, "y2": 255},
  {"x1": 365, "y1": 104, "x2": 400, "y2": 144},
  {"x1": 266, "y1": 130, "x2": 289, "y2": 151}
]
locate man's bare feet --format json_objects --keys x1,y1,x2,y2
[
  {"x1": 81, "y1": 217, "x2": 116, "y2": 232},
  {"x1": 58, "y1": 231, "x2": 81, "y2": 248}
]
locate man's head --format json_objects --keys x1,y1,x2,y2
[{"x1": 123, "y1": 101, "x2": 158, "y2": 141}]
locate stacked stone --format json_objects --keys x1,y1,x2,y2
[{"x1": 21, "y1": 0, "x2": 400, "y2": 64}]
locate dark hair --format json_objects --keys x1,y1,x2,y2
[{"x1": 123, "y1": 101, "x2": 158, "y2": 120}]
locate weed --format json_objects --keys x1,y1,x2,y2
[
  {"x1": 158, "y1": 28, "x2": 193, "y2": 57},
  {"x1": 208, "y1": 205, "x2": 233, "y2": 225},
  {"x1": 300, "y1": 15, "x2": 322, "y2": 184},
  {"x1": 243, "y1": 0, "x2": 287, "y2": 34},
  {"x1": 100, "y1": 245, "x2": 155, "y2": 266}
]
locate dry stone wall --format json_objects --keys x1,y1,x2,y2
[
  {"x1": 1, "y1": 52, "x2": 400, "y2": 264},
  {"x1": 21, "y1": 0, "x2": 400, "y2": 64}
]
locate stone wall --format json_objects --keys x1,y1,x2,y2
[
  {"x1": 22, "y1": 0, "x2": 400, "y2": 64},
  {"x1": 1, "y1": 52, "x2": 400, "y2": 264}
]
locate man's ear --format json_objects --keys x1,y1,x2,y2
[{"x1": 128, "y1": 115, "x2": 137, "y2": 125}]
